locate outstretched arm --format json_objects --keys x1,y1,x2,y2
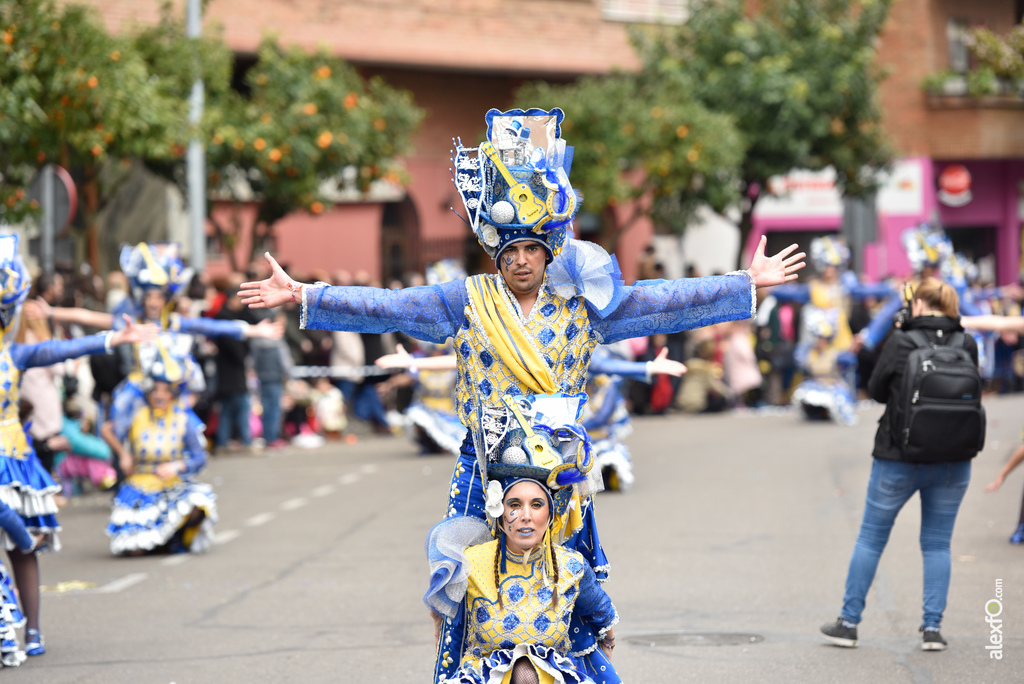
[
  {"x1": 11, "y1": 316, "x2": 157, "y2": 369},
  {"x1": 376, "y1": 344, "x2": 459, "y2": 371},
  {"x1": 240, "y1": 252, "x2": 467, "y2": 343},
  {"x1": 962, "y1": 315, "x2": 1024, "y2": 334}
]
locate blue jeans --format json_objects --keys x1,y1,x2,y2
[
  {"x1": 259, "y1": 381, "x2": 283, "y2": 444},
  {"x1": 842, "y1": 458, "x2": 971, "y2": 629},
  {"x1": 337, "y1": 380, "x2": 387, "y2": 426},
  {"x1": 216, "y1": 392, "x2": 252, "y2": 447}
]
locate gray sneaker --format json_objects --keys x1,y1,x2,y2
[
  {"x1": 921, "y1": 626, "x2": 947, "y2": 651},
  {"x1": 820, "y1": 618, "x2": 858, "y2": 647}
]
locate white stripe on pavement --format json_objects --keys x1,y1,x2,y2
[
  {"x1": 311, "y1": 484, "x2": 335, "y2": 497},
  {"x1": 360, "y1": 464, "x2": 378, "y2": 475},
  {"x1": 245, "y1": 512, "x2": 276, "y2": 527},
  {"x1": 213, "y1": 529, "x2": 241, "y2": 545},
  {"x1": 338, "y1": 473, "x2": 360, "y2": 485},
  {"x1": 97, "y1": 573, "x2": 149, "y2": 594},
  {"x1": 160, "y1": 555, "x2": 190, "y2": 567},
  {"x1": 280, "y1": 497, "x2": 308, "y2": 511}
]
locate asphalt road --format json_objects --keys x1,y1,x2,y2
[{"x1": 12, "y1": 395, "x2": 1024, "y2": 683}]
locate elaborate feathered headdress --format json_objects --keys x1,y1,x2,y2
[
  {"x1": 0, "y1": 234, "x2": 32, "y2": 337},
  {"x1": 451, "y1": 108, "x2": 579, "y2": 262},
  {"x1": 119, "y1": 243, "x2": 194, "y2": 304},
  {"x1": 901, "y1": 224, "x2": 951, "y2": 274},
  {"x1": 809, "y1": 236, "x2": 850, "y2": 271}
]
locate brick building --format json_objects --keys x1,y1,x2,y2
[
  {"x1": 83, "y1": 0, "x2": 1024, "y2": 285},
  {"x1": 751, "y1": 0, "x2": 1024, "y2": 285}
]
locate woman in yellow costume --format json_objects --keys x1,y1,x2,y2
[
  {"x1": 0, "y1": 234, "x2": 156, "y2": 656},
  {"x1": 105, "y1": 342, "x2": 217, "y2": 555},
  {"x1": 428, "y1": 419, "x2": 617, "y2": 684}
]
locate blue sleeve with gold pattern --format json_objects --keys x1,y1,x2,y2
[
  {"x1": 178, "y1": 314, "x2": 247, "y2": 339},
  {"x1": 10, "y1": 333, "x2": 109, "y2": 370},
  {"x1": 590, "y1": 275, "x2": 754, "y2": 344},
  {"x1": 182, "y1": 411, "x2": 208, "y2": 474},
  {"x1": 303, "y1": 280, "x2": 468, "y2": 344},
  {"x1": 574, "y1": 563, "x2": 618, "y2": 633}
]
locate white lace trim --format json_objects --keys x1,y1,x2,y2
[{"x1": 726, "y1": 269, "x2": 757, "y2": 319}]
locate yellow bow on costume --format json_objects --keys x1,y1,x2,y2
[{"x1": 467, "y1": 276, "x2": 559, "y2": 395}]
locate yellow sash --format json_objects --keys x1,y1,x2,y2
[{"x1": 467, "y1": 276, "x2": 558, "y2": 395}]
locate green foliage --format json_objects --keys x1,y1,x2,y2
[
  {"x1": 204, "y1": 39, "x2": 423, "y2": 261},
  {"x1": 965, "y1": 22, "x2": 1024, "y2": 81},
  {"x1": 633, "y1": 0, "x2": 894, "y2": 200},
  {"x1": 517, "y1": 75, "x2": 743, "y2": 237},
  {"x1": 966, "y1": 66, "x2": 999, "y2": 97},
  {"x1": 0, "y1": 0, "x2": 181, "y2": 224}
]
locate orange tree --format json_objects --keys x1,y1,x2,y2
[
  {"x1": 205, "y1": 39, "x2": 424, "y2": 270},
  {"x1": 515, "y1": 74, "x2": 743, "y2": 248},
  {"x1": 0, "y1": 0, "x2": 182, "y2": 261}
]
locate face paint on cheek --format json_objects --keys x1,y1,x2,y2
[
  {"x1": 501, "y1": 253, "x2": 515, "y2": 271},
  {"x1": 503, "y1": 511, "x2": 519, "y2": 530}
]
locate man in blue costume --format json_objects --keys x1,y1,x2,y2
[{"x1": 240, "y1": 108, "x2": 805, "y2": 682}]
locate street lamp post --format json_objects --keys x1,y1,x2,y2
[{"x1": 186, "y1": 0, "x2": 206, "y2": 273}]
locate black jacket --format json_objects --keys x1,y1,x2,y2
[{"x1": 868, "y1": 315, "x2": 979, "y2": 461}]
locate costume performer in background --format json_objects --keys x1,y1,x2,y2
[
  {"x1": 0, "y1": 498, "x2": 40, "y2": 667},
  {"x1": 0, "y1": 234, "x2": 156, "y2": 656},
  {"x1": 406, "y1": 260, "x2": 470, "y2": 456},
  {"x1": 239, "y1": 107, "x2": 805, "y2": 683},
  {"x1": 584, "y1": 345, "x2": 685, "y2": 492},
  {"x1": 962, "y1": 313, "x2": 1024, "y2": 544},
  {"x1": 43, "y1": 243, "x2": 281, "y2": 449},
  {"x1": 771, "y1": 236, "x2": 891, "y2": 422},
  {"x1": 791, "y1": 311, "x2": 858, "y2": 425},
  {"x1": 106, "y1": 342, "x2": 217, "y2": 555}
]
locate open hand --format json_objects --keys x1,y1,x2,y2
[
  {"x1": 375, "y1": 343, "x2": 414, "y2": 369},
  {"x1": 748, "y1": 236, "x2": 806, "y2": 288},
  {"x1": 239, "y1": 252, "x2": 307, "y2": 309},
  {"x1": 248, "y1": 317, "x2": 286, "y2": 340},
  {"x1": 985, "y1": 477, "x2": 1003, "y2": 492},
  {"x1": 155, "y1": 461, "x2": 184, "y2": 480},
  {"x1": 648, "y1": 347, "x2": 686, "y2": 377},
  {"x1": 109, "y1": 315, "x2": 159, "y2": 346}
]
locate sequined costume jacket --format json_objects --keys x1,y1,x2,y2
[
  {"x1": 109, "y1": 303, "x2": 248, "y2": 440},
  {"x1": 455, "y1": 540, "x2": 616, "y2": 674},
  {"x1": 128, "y1": 403, "x2": 207, "y2": 477},
  {"x1": 0, "y1": 334, "x2": 113, "y2": 460},
  {"x1": 303, "y1": 272, "x2": 754, "y2": 460}
]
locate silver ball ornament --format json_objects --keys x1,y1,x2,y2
[
  {"x1": 501, "y1": 446, "x2": 528, "y2": 464},
  {"x1": 490, "y1": 201, "x2": 515, "y2": 225}
]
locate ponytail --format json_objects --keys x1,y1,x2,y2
[{"x1": 913, "y1": 277, "x2": 959, "y2": 318}]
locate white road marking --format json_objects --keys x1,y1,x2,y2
[
  {"x1": 213, "y1": 529, "x2": 241, "y2": 545},
  {"x1": 280, "y1": 497, "x2": 308, "y2": 511},
  {"x1": 246, "y1": 512, "x2": 276, "y2": 527},
  {"x1": 311, "y1": 484, "x2": 335, "y2": 498},
  {"x1": 338, "y1": 473, "x2": 360, "y2": 485},
  {"x1": 160, "y1": 555, "x2": 190, "y2": 567},
  {"x1": 97, "y1": 573, "x2": 149, "y2": 594},
  {"x1": 360, "y1": 463, "x2": 378, "y2": 475}
]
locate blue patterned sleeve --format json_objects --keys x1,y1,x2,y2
[
  {"x1": 574, "y1": 563, "x2": 618, "y2": 635},
  {"x1": 181, "y1": 412, "x2": 208, "y2": 474},
  {"x1": 768, "y1": 283, "x2": 810, "y2": 304},
  {"x1": 177, "y1": 314, "x2": 247, "y2": 339},
  {"x1": 302, "y1": 280, "x2": 468, "y2": 344},
  {"x1": 588, "y1": 355, "x2": 650, "y2": 381},
  {"x1": 591, "y1": 274, "x2": 754, "y2": 345},
  {"x1": 10, "y1": 333, "x2": 109, "y2": 370}
]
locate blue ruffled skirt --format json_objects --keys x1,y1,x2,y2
[
  {"x1": 449, "y1": 643, "x2": 593, "y2": 684},
  {"x1": 107, "y1": 476, "x2": 218, "y2": 555},
  {"x1": 0, "y1": 449, "x2": 61, "y2": 552},
  {"x1": 0, "y1": 563, "x2": 25, "y2": 667},
  {"x1": 407, "y1": 403, "x2": 467, "y2": 456}
]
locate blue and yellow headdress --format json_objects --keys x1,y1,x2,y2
[
  {"x1": 451, "y1": 108, "x2": 580, "y2": 262},
  {"x1": 809, "y1": 236, "x2": 850, "y2": 271},
  {"x1": 0, "y1": 234, "x2": 32, "y2": 336},
  {"x1": 120, "y1": 242, "x2": 194, "y2": 305},
  {"x1": 425, "y1": 258, "x2": 467, "y2": 287},
  {"x1": 901, "y1": 223, "x2": 950, "y2": 274},
  {"x1": 138, "y1": 338, "x2": 199, "y2": 394}
]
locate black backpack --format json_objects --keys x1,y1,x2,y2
[{"x1": 893, "y1": 329, "x2": 985, "y2": 463}]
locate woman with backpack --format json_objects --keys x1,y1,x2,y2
[{"x1": 820, "y1": 278, "x2": 982, "y2": 652}]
